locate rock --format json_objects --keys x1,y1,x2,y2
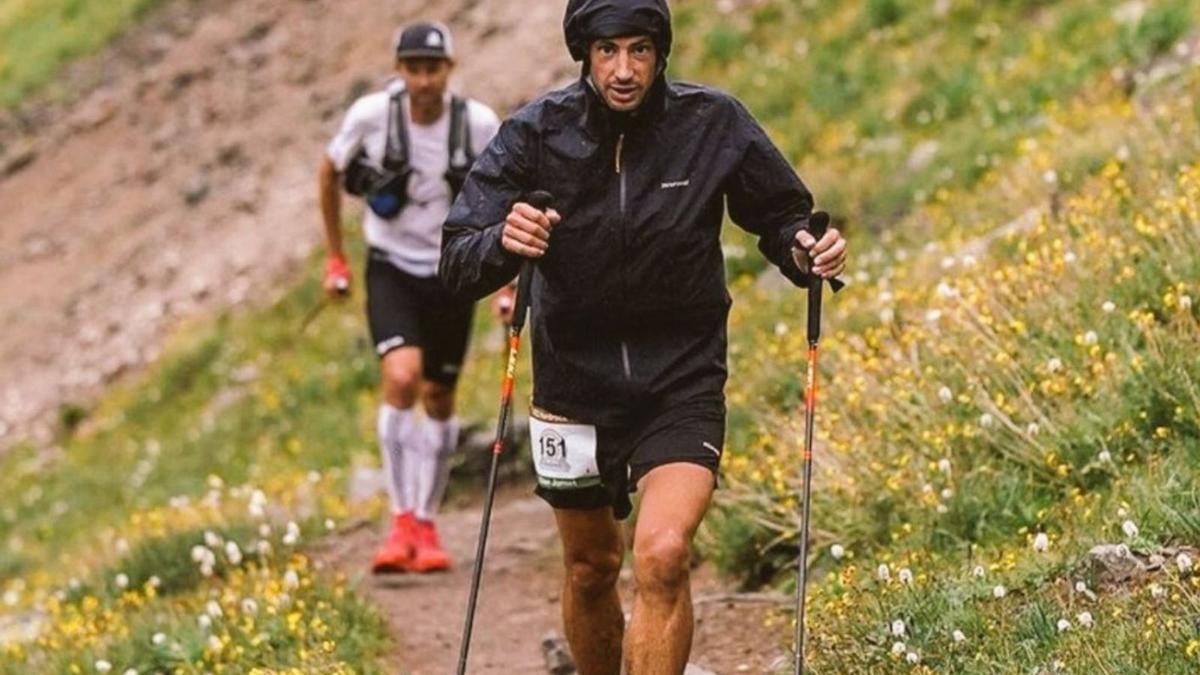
[
  {"x1": 906, "y1": 140, "x2": 940, "y2": 171},
  {"x1": 349, "y1": 467, "x2": 386, "y2": 504},
  {"x1": 540, "y1": 631, "x2": 575, "y2": 674},
  {"x1": 1, "y1": 144, "x2": 37, "y2": 178},
  {"x1": 70, "y1": 93, "x2": 118, "y2": 132},
  {"x1": 182, "y1": 174, "x2": 210, "y2": 206},
  {"x1": 1082, "y1": 544, "x2": 1147, "y2": 586}
]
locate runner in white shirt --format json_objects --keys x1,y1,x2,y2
[{"x1": 317, "y1": 21, "x2": 501, "y2": 574}]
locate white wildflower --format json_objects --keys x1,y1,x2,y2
[
  {"x1": 1077, "y1": 611, "x2": 1094, "y2": 628},
  {"x1": 148, "y1": 576, "x2": 162, "y2": 589},
  {"x1": 256, "y1": 540, "x2": 273, "y2": 558},
  {"x1": 249, "y1": 489, "x2": 268, "y2": 519},
  {"x1": 1083, "y1": 330, "x2": 1098, "y2": 346},
  {"x1": 1047, "y1": 357, "x2": 1063, "y2": 373},
  {"x1": 325, "y1": 518, "x2": 336, "y2": 531},
  {"x1": 205, "y1": 600, "x2": 223, "y2": 619},
  {"x1": 284, "y1": 569, "x2": 301, "y2": 590},
  {"x1": 1150, "y1": 583, "x2": 1165, "y2": 598},
  {"x1": 191, "y1": 545, "x2": 210, "y2": 563},
  {"x1": 152, "y1": 632, "x2": 167, "y2": 646},
  {"x1": 241, "y1": 598, "x2": 258, "y2": 615},
  {"x1": 891, "y1": 641, "x2": 906, "y2": 655},
  {"x1": 972, "y1": 565, "x2": 986, "y2": 578},
  {"x1": 1176, "y1": 552, "x2": 1194, "y2": 574},
  {"x1": 774, "y1": 322, "x2": 789, "y2": 337},
  {"x1": 906, "y1": 652, "x2": 920, "y2": 665},
  {"x1": 1056, "y1": 618, "x2": 1071, "y2": 633},
  {"x1": 1098, "y1": 450, "x2": 1112, "y2": 463},
  {"x1": 892, "y1": 619, "x2": 906, "y2": 637},
  {"x1": 283, "y1": 521, "x2": 301, "y2": 546},
  {"x1": 204, "y1": 531, "x2": 222, "y2": 549},
  {"x1": 1102, "y1": 300, "x2": 1116, "y2": 313},
  {"x1": 1122, "y1": 520, "x2": 1139, "y2": 539},
  {"x1": 993, "y1": 584, "x2": 1007, "y2": 598},
  {"x1": 940, "y1": 488, "x2": 954, "y2": 500},
  {"x1": 1180, "y1": 295, "x2": 1193, "y2": 310},
  {"x1": 224, "y1": 541, "x2": 243, "y2": 566},
  {"x1": 200, "y1": 562, "x2": 215, "y2": 578},
  {"x1": 207, "y1": 475, "x2": 224, "y2": 490},
  {"x1": 1043, "y1": 170, "x2": 1058, "y2": 185},
  {"x1": 877, "y1": 564, "x2": 891, "y2": 582},
  {"x1": 925, "y1": 309, "x2": 942, "y2": 323},
  {"x1": 830, "y1": 544, "x2": 845, "y2": 560},
  {"x1": 938, "y1": 457, "x2": 952, "y2": 474},
  {"x1": 1026, "y1": 422, "x2": 1040, "y2": 436},
  {"x1": 123, "y1": 669, "x2": 138, "y2": 675},
  {"x1": 258, "y1": 523, "x2": 272, "y2": 538},
  {"x1": 1033, "y1": 533, "x2": 1049, "y2": 553},
  {"x1": 899, "y1": 568, "x2": 913, "y2": 585},
  {"x1": 198, "y1": 614, "x2": 212, "y2": 630},
  {"x1": 952, "y1": 629, "x2": 966, "y2": 643},
  {"x1": 115, "y1": 573, "x2": 129, "y2": 589},
  {"x1": 207, "y1": 634, "x2": 223, "y2": 653},
  {"x1": 95, "y1": 661, "x2": 112, "y2": 673},
  {"x1": 979, "y1": 413, "x2": 994, "y2": 429},
  {"x1": 1064, "y1": 251, "x2": 1077, "y2": 264}
]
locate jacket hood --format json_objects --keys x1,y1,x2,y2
[{"x1": 563, "y1": 0, "x2": 672, "y2": 63}]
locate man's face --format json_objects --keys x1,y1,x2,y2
[
  {"x1": 589, "y1": 35, "x2": 657, "y2": 112},
  {"x1": 396, "y1": 58, "x2": 453, "y2": 108}
]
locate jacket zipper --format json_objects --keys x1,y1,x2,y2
[{"x1": 615, "y1": 133, "x2": 632, "y2": 380}]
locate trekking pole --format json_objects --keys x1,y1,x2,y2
[
  {"x1": 457, "y1": 190, "x2": 553, "y2": 675},
  {"x1": 794, "y1": 212, "x2": 842, "y2": 674},
  {"x1": 299, "y1": 278, "x2": 349, "y2": 333}
]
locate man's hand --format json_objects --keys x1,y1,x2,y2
[
  {"x1": 502, "y1": 201, "x2": 561, "y2": 258},
  {"x1": 323, "y1": 254, "x2": 352, "y2": 298},
  {"x1": 794, "y1": 225, "x2": 847, "y2": 279},
  {"x1": 492, "y1": 285, "x2": 516, "y2": 326}
]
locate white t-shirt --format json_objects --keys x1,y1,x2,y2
[{"x1": 327, "y1": 80, "x2": 501, "y2": 277}]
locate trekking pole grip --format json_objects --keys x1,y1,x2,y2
[
  {"x1": 513, "y1": 191, "x2": 554, "y2": 331},
  {"x1": 806, "y1": 212, "x2": 830, "y2": 345}
]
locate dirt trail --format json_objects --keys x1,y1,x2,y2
[
  {"x1": 312, "y1": 484, "x2": 793, "y2": 674},
  {"x1": 0, "y1": 0, "x2": 574, "y2": 448}
]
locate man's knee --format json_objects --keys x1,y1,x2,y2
[
  {"x1": 565, "y1": 547, "x2": 623, "y2": 600},
  {"x1": 381, "y1": 351, "x2": 421, "y2": 404},
  {"x1": 633, "y1": 529, "x2": 690, "y2": 596}
]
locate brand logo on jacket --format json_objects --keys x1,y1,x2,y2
[{"x1": 661, "y1": 179, "x2": 690, "y2": 189}]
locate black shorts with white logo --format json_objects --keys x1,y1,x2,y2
[
  {"x1": 365, "y1": 249, "x2": 475, "y2": 386},
  {"x1": 531, "y1": 393, "x2": 725, "y2": 520}
]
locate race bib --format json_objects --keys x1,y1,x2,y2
[{"x1": 530, "y1": 414, "x2": 600, "y2": 490}]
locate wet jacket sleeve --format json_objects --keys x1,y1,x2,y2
[
  {"x1": 724, "y1": 100, "x2": 816, "y2": 287},
  {"x1": 439, "y1": 114, "x2": 536, "y2": 299}
]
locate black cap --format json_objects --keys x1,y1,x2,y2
[{"x1": 394, "y1": 21, "x2": 454, "y2": 60}]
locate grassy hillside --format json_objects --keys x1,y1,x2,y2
[
  {"x1": 673, "y1": 0, "x2": 1200, "y2": 671},
  {"x1": 0, "y1": 0, "x2": 166, "y2": 108}
]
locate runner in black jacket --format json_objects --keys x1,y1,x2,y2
[{"x1": 440, "y1": 1, "x2": 847, "y2": 672}]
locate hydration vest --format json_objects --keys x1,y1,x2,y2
[{"x1": 343, "y1": 90, "x2": 475, "y2": 219}]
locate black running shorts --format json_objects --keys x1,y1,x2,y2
[
  {"x1": 365, "y1": 249, "x2": 475, "y2": 386},
  {"x1": 531, "y1": 394, "x2": 725, "y2": 520}
]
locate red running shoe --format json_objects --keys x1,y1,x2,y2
[
  {"x1": 371, "y1": 512, "x2": 417, "y2": 574},
  {"x1": 409, "y1": 519, "x2": 452, "y2": 573}
]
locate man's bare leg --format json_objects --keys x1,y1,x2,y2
[
  {"x1": 625, "y1": 463, "x2": 715, "y2": 675},
  {"x1": 554, "y1": 507, "x2": 625, "y2": 675}
]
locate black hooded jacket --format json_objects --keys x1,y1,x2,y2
[{"x1": 440, "y1": 0, "x2": 816, "y2": 426}]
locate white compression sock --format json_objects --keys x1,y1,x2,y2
[
  {"x1": 376, "y1": 404, "x2": 417, "y2": 514},
  {"x1": 414, "y1": 415, "x2": 460, "y2": 521}
]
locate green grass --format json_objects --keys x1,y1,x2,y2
[{"x1": 0, "y1": 0, "x2": 168, "y2": 107}]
